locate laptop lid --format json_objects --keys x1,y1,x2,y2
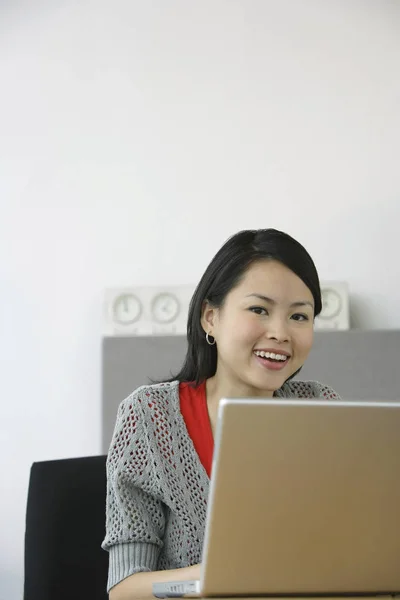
[{"x1": 200, "y1": 399, "x2": 400, "y2": 597}]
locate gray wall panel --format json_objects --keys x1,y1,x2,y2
[{"x1": 102, "y1": 331, "x2": 400, "y2": 452}]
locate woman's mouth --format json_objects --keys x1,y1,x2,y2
[{"x1": 253, "y1": 349, "x2": 290, "y2": 371}]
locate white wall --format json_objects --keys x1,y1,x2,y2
[{"x1": 0, "y1": 1, "x2": 399, "y2": 597}]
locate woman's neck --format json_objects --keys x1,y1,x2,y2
[{"x1": 205, "y1": 373, "x2": 274, "y2": 420}]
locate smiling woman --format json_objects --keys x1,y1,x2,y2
[
  {"x1": 201, "y1": 259, "x2": 316, "y2": 408},
  {"x1": 102, "y1": 229, "x2": 340, "y2": 600}
]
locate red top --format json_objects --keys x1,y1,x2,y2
[{"x1": 179, "y1": 381, "x2": 214, "y2": 478}]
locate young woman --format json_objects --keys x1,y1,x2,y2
[{"x1": 102, "y1": 228, "x2": 340, "y2": 600}]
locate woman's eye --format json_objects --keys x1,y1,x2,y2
[
  {"x1": 291, "y1": 313, "x2": 309, "y2": 322},
  {"x1": 249, "y1": 306, "x2": 268, "y2": 316}
]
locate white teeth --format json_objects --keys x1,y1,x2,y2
[{"x1": 254, "y1": 350, "x2": 288, "y2": 361}]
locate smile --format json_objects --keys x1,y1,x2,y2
[
  {"x1": 253, "y1": 350, "x2": 290, "y2": 371},
  {"x1": 253, "y1": 350, "x2": 289, "y2": 362}
]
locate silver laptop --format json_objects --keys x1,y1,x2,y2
[{"x1": 153, "y1": 398, "x2": 400, "y2": 598}]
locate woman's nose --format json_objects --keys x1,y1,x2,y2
[{"x1": 265, "y1": 318, "x2": 290, "y2": 343}]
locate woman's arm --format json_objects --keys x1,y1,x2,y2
[
  {"x1": 109, "y1": 563, "x2": 201, "y2": 600},
  {"x1": 103, "y1": 395, "x2": 167, "y2": 592}
]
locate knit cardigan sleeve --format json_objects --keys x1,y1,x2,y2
[{"x1": 102, "y1": 389, "x2": 166, "y2": 591}]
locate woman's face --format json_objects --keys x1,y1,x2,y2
[{"x1": 202, "y1": 259, "x2": 315, "y2": 397}]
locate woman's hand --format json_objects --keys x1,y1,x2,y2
[{"x1": 109, "y1": 563, "x2": 202, "y2": 600}]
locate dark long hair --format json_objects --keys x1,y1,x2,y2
[{"x1": 170, "y1": 229, "x2": 322, "y2": 386}]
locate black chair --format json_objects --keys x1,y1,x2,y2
[{"x1": 24, "y1": 455, "x2": 109, "y2": 600}]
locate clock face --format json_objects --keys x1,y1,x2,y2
[
  {"x1": 151, "y1": 292, "x2": 180, "y2": 324},
  {"x1": 112, "y1": 293, "x2": 142, "y2": 325},
  {"x1": 320, "y1": 288, "x2": 342, "y2": 319}
]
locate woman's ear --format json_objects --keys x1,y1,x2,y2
[{"x1": 200, "y1": 300, "x2": 218, "y2": 334}]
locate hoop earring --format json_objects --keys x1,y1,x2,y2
[{"x1": 205, "y1": 332, "x2": 216, "y2": 346}]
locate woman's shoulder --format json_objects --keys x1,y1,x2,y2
[
  {"x1": 277, "y1": 379, "x2": 341, "y2": 400},
  {"x1": 110, "y1": 380, "x2": 180, "y2": 444},
  {"x1": 117, "y1": 380, "x2": 181, "y2": 413},
  {"x1": 107, "y1": 380, "x2": 181, "y2": 467}
]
